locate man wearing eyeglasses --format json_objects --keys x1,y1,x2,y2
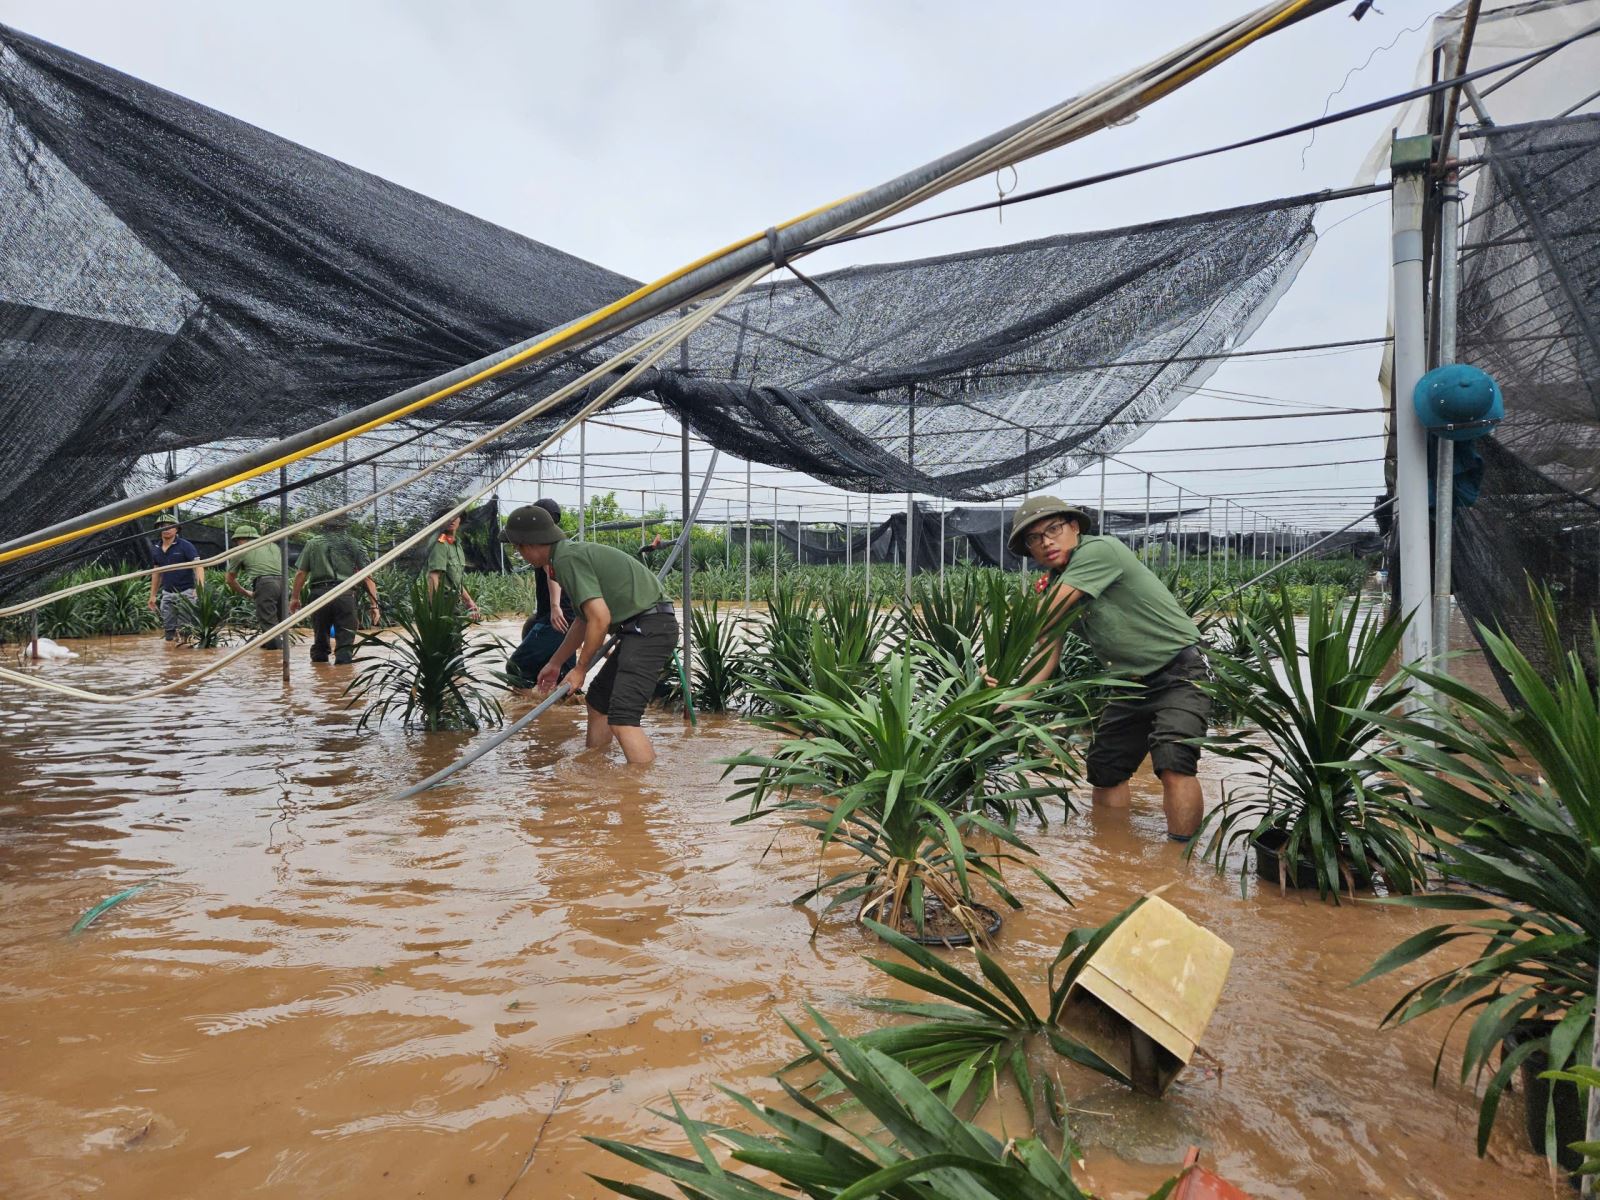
[{"x1": 1004, "y1": 495, "x2": 1208, "y2": 841}]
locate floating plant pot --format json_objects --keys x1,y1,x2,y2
[
  {"x1": 1502, "y1": 1020, "x2": 1585, "y2": 1180},
  {"x1": 1251, "y1": 827, "x2": 1373, "y2": 893}
]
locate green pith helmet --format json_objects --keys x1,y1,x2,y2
[
  {"x1": 154, "y1": 511, "x2": 180, "y2": 528},
  {"x1": 1007, "y1": 495, "x2": 1095, "y2": 558},
  {"x1": 499, "y1": 503, "x2": 567, "y2": 546},
  {"x1": 233, "y1": 524, "x2": 260, "y2": 540}
]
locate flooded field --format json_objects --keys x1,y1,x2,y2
[{"x1": 0, "y1": 611, "x2": 1556, "y2": 1199}]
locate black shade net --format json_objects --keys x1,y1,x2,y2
[
  {"x1": 3, "y1": 23, "x2": 1317, "y2": 601},
  {"x1": 1454, "y1": 112, "x2": 1600, "y2": 686}
]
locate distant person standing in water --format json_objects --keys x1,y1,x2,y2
[
  {"x1": 223, "y1": 524, "x2": 285, "y2": 650},
  {"x1": 505, "y1": 499, "x2": 577, "y2": 687},
  {"x1": 424, "y1": 509, "x2": 481, "y2": 619},
  {"x1": 147, "y1": 511, "x2": 204, "y2": 644},
  {"x1": 288, "y1": 516, "x2": 380, "y2": 665}
]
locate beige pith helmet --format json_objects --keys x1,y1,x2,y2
[{"x1": 1007, "y1": 495, "x2": 1096, "y2": 557}]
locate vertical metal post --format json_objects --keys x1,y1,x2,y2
[
  {"x1": 1143, "y1": 473, "x2": 1152, "y2": 564},
  {"x1": 342, "y1": 439, "x2": 351, "y2": 510},
  {"x1": 1207, "y1": 497, "x2": 1215, "y2": 594},
  {"x1": 29, "y1": 610, "x2": 39, "y2": 661},
  {"x1": 1433, "y1": 158, "x2": 1462, "y2": 673},
  {"x1": 846, "y1": 494, "x2": 853, "y2": 572},
  {"x1": 725, "y1": 499, "x2": 731, "y2": 570},
  {"x1": 681, "y1": 415, "x2": 691, "y2": 687},
  {"x1": 1176, "y1": 486, "x2": 1185, "y2": 570},
  {"x1": 1392, "y1": 135, "x2": 1436, "y2": 670},
  {"x1": 998, "y1": 497, "x2": 1007, "y2": 570},
  {"x1": 223, "y1": 504, "x2": 231, "y2": 551},
  {"x1": 578, "y1": 420, "x2": 587, "y2": 540},
  {"x1": 744, "y1": 464, "x2": 752, "y2": 610},
  {"x1": 906, "y1": 384, "x2": 916, "y2": 602},
  {"x1": 773, "y1": 488, "x2": 780, "y2": 596},
  {"x1": 279, "y1": 465, "x2": 290, "y2": 686},
  {"x1": 371, "y1": 462, "x2": 380, "y2": 555},
  {"x1": 865, "y1": 490, "x2": 873, "y2": 600},
  {"x1": 1097, "y1": 454, "x2": 1107, "y2": 535},
  {"x1": 939, "y1": 501, "x2": 947, "y2": 582},
  {"x1": 641, "y1": 489, "x2": 648, "y2": 546}
]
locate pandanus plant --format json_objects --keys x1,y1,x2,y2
[
  {"x1": 588, "y1": 1007, "x2": 1182, "y2": 1200},
  {"x1": 1356, "y1": 585, "x2": 1600, "y2": 1169},
  {"x1": 685, "y1": 601, "x2": 751, "y2": 713},
  {"x1": 1190, "y1": 585, "x2": 1426, "y2": 900},
  {"x1": 346, "y1": 576, "x2": 505, "y2": 732},
  {"x1": 177, "y1": 580, "x2": 236, "y2": 649},
  {"x1": 725, "y1": 649, "x2": 1075, "y2": 941}
]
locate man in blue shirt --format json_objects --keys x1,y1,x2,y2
[{"x1": 147, "y1": 511, "x2": 204, "y2": 643}]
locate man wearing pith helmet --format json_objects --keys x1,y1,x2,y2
[
  {"x1": 500, "y1": 502, "x2": 679, "y2": 766},
  {"x1": 223, "y1": 525, "x2": 286, "y2": 650},
  {"x1": 1002, "y1": 494, "x2": 1210, "y2": 841}
]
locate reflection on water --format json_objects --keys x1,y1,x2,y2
[{"x1": 0, "y1": 610, "x2": 1551, "y2": 1199}]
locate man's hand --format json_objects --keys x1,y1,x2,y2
[
  {"x1": 289, "y1": 596, "x2": 302, "y2": 614},
  {"x1": 551, "y1": 607, "x2": 570, "y2": 633},
  {"x1": 535, "y1": 663, "x2": 560, "y2": 693},
  {"x1": 146, "y1": 596, "x2": 157, "y2": 613},
  {"x1": 982, "y1": 672, "x2": 1000, "y2": 688},
  {"x1": 559, "y1": 666, "x2": 585, "y2": 697}
]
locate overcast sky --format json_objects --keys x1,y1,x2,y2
[{"x1": 3, "y1": 0, "x2": 1458, "y2": 537}]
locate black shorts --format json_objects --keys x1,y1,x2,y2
[
  {"x1": 1084, "y1": 645, "x2": 1211, "y2": 787},
  {"x1": 585, "y1": 609, "x2": 678, "y2": 727}
]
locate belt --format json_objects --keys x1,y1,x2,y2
[
  {"x1": 1141, "y1": 643, "x2": 1203, "y2": 683},
  {"x1": 611, "y1": 602, "x2": 676, "y2": 634}
]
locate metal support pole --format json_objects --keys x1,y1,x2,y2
[
  {"x1": 641, "y1": 489, "x2": 648, "y2": 547},
  {"x1": 1143, "y1": 473, "x2": 1152, "y2": 564},
  {"x1": 29, "y1": 610, "x2": 39, "y2": 661},
  {"x1": 725, "y1": 499, "x2": 731, "y2": 569},
  {"x1": 797, "y1": 506, "x2": 803, "y2": 567},
  {"x1": 279, "y1": 465, "x2": 290, "y2": 686},
  {"x1": 1176, "y1": 487, "x2": 1185, "y2": 570},
  {"x1": 940, "y1": 502, "x2": 947, "y2": 582},
  {"x1": 1433, "y1": 161, "x2": 1462, "y2": 673},
  {"x1": 1097, "y1": 454, "x2": 1107, "y2": 535},
  {"x1": 1392, "y1": 135, "x2": 1436, "y2": 670},
  {"x1": 846, "y1": 494, "x2": 853, "y2": 573},
  {"x1": 681, "y1": 416, "x2": 691, "y2": 687},
  {"x1": 773, "y1": 488, "x2": 781, "y2": 596},
  {"x1": 372, "y1": 463, "x2": 380, "y2": 555},
  {"x1": 906, "y1": 384, "x2": 916, "y2": 602},
  {"x1": 905, "y1": 494, "x2": 915, "y2": 599},
  {"x1": 865, "y1": 491, "x2": 873, "y2": 600},
  {"x1": 578, "y1": 420, "x2": 587, "y2": 540},
  {"x1": 1207, "y1": 497, "x2": 1214, "y2": 593},
  {"x1": 998, "y1": 497, "x2": 1007, "y2": 570},
  {"x1": 743, "y1": 465, "x2": 752, "y2": 610}
]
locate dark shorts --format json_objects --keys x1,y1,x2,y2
[
  {"x1": 586, "y1": 609, "x2": 678, "y2": 728},
  {"x1": 506, "y1": 620, "x2": 575, "y2": 686},
  {"x1": 1085, "y1": 645, "x2": 1211, "y2": 788}
]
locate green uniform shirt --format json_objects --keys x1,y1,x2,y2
[
  {"x1": 550, "y1": 540, "x2": 667, "y2": 627},
  {"x1": 425, "y1": 535, "x2": 467, "y2": 592},
  {"x1": 1054, "y1": 535, "x2": 1199, "y2": 677},
  {"x1": 296, "y1": 536, "x2": 347, "y2": 585},
  {"x1": 230, "y1": 540, "x2": 283, "y2": 588}
]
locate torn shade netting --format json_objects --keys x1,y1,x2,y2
[
  {"x1": 2, "y1": 20, "x2": 1314, "y2": 598},
  {"x1": 1453, "y1": 112, "x2": 1600, "y2": 684}
]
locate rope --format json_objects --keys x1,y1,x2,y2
[{"x1": 0, "y1": 271, "x2": 765, "y2": 702}]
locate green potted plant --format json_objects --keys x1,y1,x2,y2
[
  {"x1": 725, "y1": 649, "x2": 1074, "y2": 943},
  {"x1": 345, "y1": 576, "x2": 506, "y2": 732},
  {"x1": 1357, "y1": 585, "x2": 1599, "y2": 1173},
  {"x1": 1190, "y1": 585, "x2": 1424, "y2": 901}
]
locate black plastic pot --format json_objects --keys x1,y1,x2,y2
[
  {"x1": 1503, "y1": 1021, "x2": 1585, "y2": 1180},
  {"x1": 1251, "y1": 828, "x2": 1372, "y2": 892},
  {"x1": 869, "y1": 898, "x2": 1003, "y2": 947}
]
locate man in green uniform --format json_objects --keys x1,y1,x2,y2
[
  {"x1": 499, "y1": 503, "x2": 678, "y2": 766},
  {"x1": 424, "y1": 510, "x2": 480, "y2": 618},
  {"x1": 223, "y1": 524, "x2": 286, "y2": 650},
  {"x1": 288, "y1": 517, "x2": 380, "y2": 665},
  {"x1": 1003, "y1": 495, "x2": 1209, "y2": 841}
]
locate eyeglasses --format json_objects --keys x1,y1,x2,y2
[{"x1": 1022, "y1": 519, "x2": 1072, "y2": 550}]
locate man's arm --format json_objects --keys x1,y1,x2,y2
[
  {"x1": 193, "y1": 547, "x2": 205, "y2": 588},
  {"x1": 547, "y1": 574, "x2": 569, "y2": 632},
  {"x1": 458, "y1": 584, "x2": 478, "y2": 616},
  {"x1": 148, "y1": 566, "x2": 162, "y2": 610},
  {"x1": 567, "y1": 597, "x2": 610, "y2": 687},
  {"x1": 225, "y1": 570, "x2": 249, "y2": 598},
  {"x1": 288, "y1": 568, "x2": 309, "y2": 612},
  {"x1": 1009, "y1": 579, "x2": 1085, "y2": 696},
  {"x1": 426, "y1": 570, "x2": 442, "y2": 596},
  {"x1": 537, "y1": 610, "x2": 590, "y2": 691}
]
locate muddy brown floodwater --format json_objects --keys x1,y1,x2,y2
[{"x1": 0, "y1": 610, "x2": 1558, "y2": 1199}]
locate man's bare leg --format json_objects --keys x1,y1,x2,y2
[
  {"x1": 586, "y1": 707, "x2": 613, "y2": 751},
  {"x1": 612, "y1": 726, "x2": 655, "y2": 765},
  {"x1": 1091, "y1": 781, "x2": 1132, "y2": 808},
  {"x1": 1159, "y1": 770, "x2": 1203, "y2": 839}
]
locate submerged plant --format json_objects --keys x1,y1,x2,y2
[
  {"x1": 725, "y1": 650, "x2": 1073, "y2": 940},
  {"x1": 1357, "y1": 585, "x2": 1600, "y2": 1166},
  {"x1": 588, "y1": 1008, "x2": 1180, "y2": 1200},
  {"x1": 788, "y1": 903, "x2": 1147, "y2": 1135},
  {"x1": 686, "y1": 601, "x2": 751, "y2": 713},
  {"x1": 1190, "y1": 585, "x2": 1423, "y2": 900},
  {"x1": 346, "y1": 576, "x2": 505, "y2": 732},
  {"x1": 177, "y1": 580, "x2": 236, "y2": 649}
]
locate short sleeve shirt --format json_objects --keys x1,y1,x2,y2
[
  {"x1": 425, "y1": 536, "x2": 467, "y2": 592},
  {"x1": 549, "y1": 541, "x2": 667, "y2": 627},
  {"x1": 1053, "y1": 535, "x2": 1200, "y2": 677},
  {"x1": 296, "y1": 537, "x2": 341, "y2": 585},
  {"x1": 533, "y1": 567, "x2": 576, "y2": 624},
  {"x1": 230, "y1": 540, "x2": 283, "y2": 588},
  {"x1": 151, "y1": 537, "x2": 200, "y2": 592}
]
